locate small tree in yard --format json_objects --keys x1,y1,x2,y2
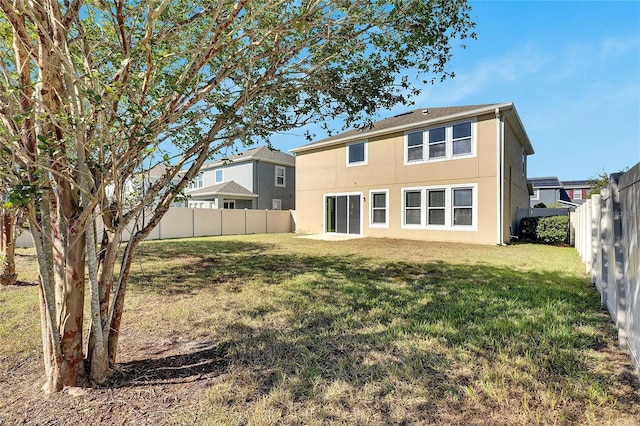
[
  {"x1": 0, "y1": 203, "x2": 27, "y2": 286},
  {"x1": 0, "y1": 0, "x2": 474, "y2": 392}
]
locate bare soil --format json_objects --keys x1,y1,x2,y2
[{"x1": 0, "y1": 326, "x2": 227, "y2": 425}]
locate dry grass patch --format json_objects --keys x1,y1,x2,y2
[{"x1": 1, "y1": 235, "x2": 638, "y2": 425}]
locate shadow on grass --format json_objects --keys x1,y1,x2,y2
[
  {"x1": 103, "y1": 341, "x2": 229, "y2": 389},
  {"x1": 122, "y1": 238, "x2": 639, "y2": 422}
]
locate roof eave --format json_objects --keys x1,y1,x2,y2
[
  {"x1": 290, "y1": 103, "x2": 516, "y2": 154},
  {"x1": 189, "y1": 191, "x2": 258, "y2": 198}
]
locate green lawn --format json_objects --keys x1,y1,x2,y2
[{"x1": 1, "y1": 234, "x2": 638, "y2": 425}]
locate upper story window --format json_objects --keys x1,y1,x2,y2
[
  {"x1": 573, "y1": 189, "x2": 583, "y2": 200},
  {"x1": 521, "y1": 149, "x2": 526, "y2": 176},
  {"x1": 275, "y1": 166, "x2": 286, "y2": 187},
  {"x1": 215, "y1": 169, "x2": 223, "y2": 183},
  {"x1": 405, "y1": 119, "x2": 475, "y2": 164},
  {"x1": 347, "y1": 141, "x2": 367, "y2": 166},
  {"x1": 189, "y1": 173, "x2": 203, "y2": 189},
  {"x1": 428, "y1": 126, "x2": 446, "y2": 159}
]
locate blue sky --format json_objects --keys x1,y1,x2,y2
[{"x1": 271, "y1": 0, "x2": 640, "y2": 181}]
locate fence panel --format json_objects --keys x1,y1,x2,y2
[
  {"x1": 15, "y1": 208, "x2": 294, "y2": 247},
  {"x1": 573, "y1": 164, "x2": 640, "y2": 378},
  {"x1": 619, "y1": 166, "x2": 639, "y2": 374}
]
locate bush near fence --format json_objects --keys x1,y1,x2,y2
[{"x1": 519, "y1": 215, "x2": 569, "y2": 244}]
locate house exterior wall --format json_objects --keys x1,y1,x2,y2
[
  {"x1": 295, "y1": 112, "x2": 529, "y2": 245},
  {"x1": 202, "y1": 162, "x2": 254, "y2": 191},
  {"x1": 530, "y1": 188, "x2": 562, "y2": 207},
  {"x1": 254, "y1": 162, "x2": 296, "y2": 210},
  {"x1": 504, "y1": 119, "x2": 531, "y2": 237}
]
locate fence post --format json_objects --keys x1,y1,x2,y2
[
  {"x1": 599, "y1": 190, "x2": 609, "y2": 307},
  {"x1": 610, "y1": 173, "x2": 627, "y2": 350},
  {"x1": 584, "y1": 195, "x2": 595, "y2": 274}
]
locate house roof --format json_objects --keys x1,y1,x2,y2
[
  {"x1": 528, "y1": 177, "x2": 563, "y2": 188},
  {"x1": 528, "y1": 177, "x2": 593, "y2": 190},
  {"x1": 187, "y1": 181, "x2": 258, "y2": 198},
  {"x1": 291, "y1": 103, "x2": 534, "y2": 155},
  {"x1": 562, "y1": 180, "x2": 591, "y2": 188},
  {"x1": 202, "y1": 145, "x2": 295, "y2": 170}
]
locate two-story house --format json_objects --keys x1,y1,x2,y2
[
  {"x1": 291, "y1": 103, "x2": 534, "y2": 245},
  {"x1": 185, "y1": 145, "x2": 295, "y2": 210},
  {"x1": 528, "y1": 177, "x2": 592, "y2": 208}
]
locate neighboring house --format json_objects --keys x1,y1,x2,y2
[
  {"x1": 185, "y1": 145, "x2": 295, "y2": 210},
  {"x1": 528, "y1": 177, "x2": 592, "y2": 207},
  {"x1": 562, "y1": 180, "x2": 592, "y2": 205},
  {"x1": 105, "y1": 163, "x2": 184, "y2": 208},
  {"x1": 291, "y1": 103, "x2": 534, "y2": 245},
  {"x1": 528, "y1": 176, "x2": 570, "y2": 207}
]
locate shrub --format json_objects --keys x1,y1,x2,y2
[
  {"x1": 536, "y1": 215, "x2": 569, "y2": 244},
  {"x1": 519, "y1": 215, "x2": 569, "y2": 245},
  {"x1": 519, "y1": 217, "x2": 540, "y2": 240}
]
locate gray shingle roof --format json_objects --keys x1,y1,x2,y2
[
  {"x1": 562, "y1": 180, "x2": 591, "y2": 187},
  {"x1": 203, "y1": 145, "x2": 295, "y2": 169},
  {"x1": 528, "y1": 177, "x2": 563, "y2": 188},
  {"x1": 291, "y1": 103, "x2": 506, "y2": 153},
  {"x1": 187, "y1": 181, "x2": 257, "y2": 198}
]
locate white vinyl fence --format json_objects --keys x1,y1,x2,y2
[
  {"x1": 16, "y1": 208, "x2": 296, "y2": 247},
  {"x1": 573, "y1": 163, "x2": 639, "y2": 378}
]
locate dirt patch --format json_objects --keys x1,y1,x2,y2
[{"x1": 0, "y1": 330, "x2": 228, "y2": 425}]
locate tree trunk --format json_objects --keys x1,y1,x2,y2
[
  {"x1": 0, "y1": 210, "x2": 17, "y2": 286},
  {"x1": 58, "y1": 222, "x2": 87, "y2": 387}
]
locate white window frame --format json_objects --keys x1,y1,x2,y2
[
  {"x1": 189, "y1": 173, "x2": 204, "y2": 190},
  {"x1": 401, "y1": 183, "x2": 478, "y2": 231},
  {"x1": 275, "y1": 165, "x2": 286, "y2": 187},
  {"x1": 426, "y1": 188, "x2": 447, "y2": 227},
  {"x1": 215, "y1": 169, "x2": 224, "y2": 183},
  {"x1": 521, "y1": 149, "x2": 526, "y2": 176},
  {"x1": 404, "y1": 119, "x2": 477, "y2": 165},
  {"x1": 402, "y1": 187, "x2": 424, "y2": 228},
  {"x1": 369, "y1": 189, "x2": 389, "y2": 228},
  {"x1": 346, "y1": 140, "x2": 368, "y2": 167},
  {"x1": 427, "y1": 125, "x2": 447, "y2": 161},
  {"x1": 573, "y1": 189, "x2": 583, "y2": 200},
  {"x1": 272, "y1": 198, "x2": 282, "y2": 210}
]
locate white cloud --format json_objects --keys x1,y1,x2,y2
[{"x1": 414, "y1": 43, "x2": 551, "y2": 105}]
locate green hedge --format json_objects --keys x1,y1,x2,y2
[{"x1": 519, "y1": 215, "x2": 569, "y2": 245}]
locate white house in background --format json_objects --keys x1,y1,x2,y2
[{"x1": 185, "y1": 145, "x2": 296, "y2": 210}]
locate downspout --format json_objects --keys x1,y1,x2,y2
[{"x1": 495, "y1": 108, "x2": 503, "y2": 245}]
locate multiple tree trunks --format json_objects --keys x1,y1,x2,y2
[{"x1": 0, "y1": 0, "x2": 473, "y2": 392}]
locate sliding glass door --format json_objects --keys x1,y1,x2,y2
[{"x1": 325, "y1": 194, "x2": 361, "y2": 235}]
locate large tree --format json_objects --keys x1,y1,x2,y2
[{"x1": 0, "y1": 0, "x2": 474, "y2": 392}]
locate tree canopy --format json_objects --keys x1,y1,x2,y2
[{"x1": 0, "y1": 0, "x2": 475, "y2": 392}]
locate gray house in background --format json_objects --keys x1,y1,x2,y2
[
  {"x1": 185, "y1": 146, "x2": 295, "y2": 210},
  {"x1": 528, "y1": 176, "x2": 592, "y2": 208}
]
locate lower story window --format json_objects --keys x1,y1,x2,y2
[
  {"x1": 453, "y1": 188, "x2": 473, "y2": 226},
  {"x1": 402, "y1": 184, "x2": 477, "y2": 230},
  {"x1": 405, "y1": 191, "x2": 422, "y2": 225},
  {"x1": 370, "y1": 190, "x2": 388, "y2": 227},
  {"x1": 427, "y1": 190, "x2": 445, "y2": 225}
]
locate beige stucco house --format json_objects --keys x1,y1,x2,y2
[{"x1": 291, "y1": 103, "x2": 534, "y2": 245}]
